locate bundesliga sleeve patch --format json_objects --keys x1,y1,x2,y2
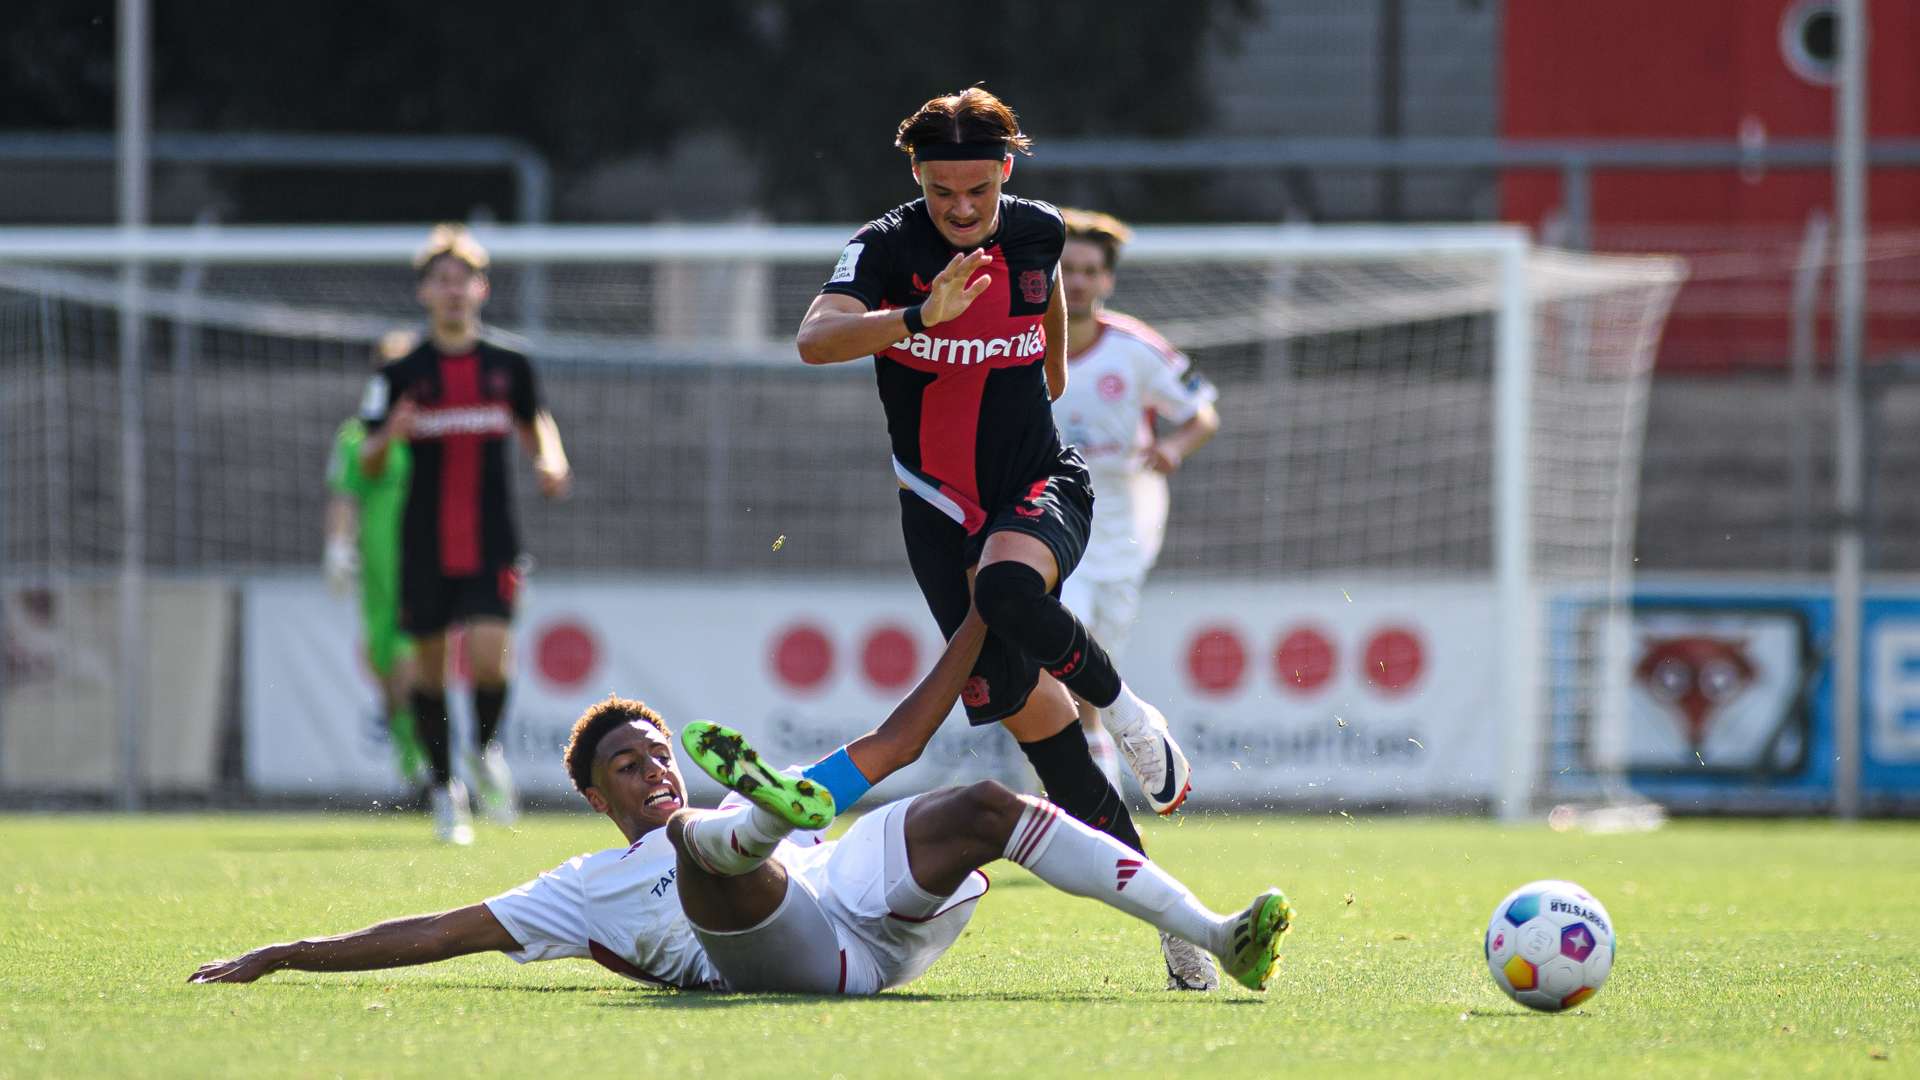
[{"x1": 828, "y1": 242, "x2": 865, "y2": 284}]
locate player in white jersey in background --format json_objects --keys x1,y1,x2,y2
[
  {"x1": 1053, "y1": 210, "x2": 1221, "y2": 786},
  {"x1": 190, "y1": 611, "x2": 1293, "y2": 996}
]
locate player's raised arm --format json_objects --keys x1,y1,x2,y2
[
  {"x1": 796, "y1": 249, "x2": 992, "y2": 365},
  {"x1": 792, "y1": 608, "x2": 986, "y2": 807},
  {"x1": 189, "y1": 902, "x2": 519, "y2": 984}
]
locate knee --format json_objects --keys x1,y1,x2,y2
[
  {"x1": 973, "y1": 561, "x2": 1047, "y2": 627},
  {"x1": 470, "y1": 648, "x2": 511, "y2": 687},
  {"x1": 954, "y1": 780, "x2": 1025, "y2": 845}
]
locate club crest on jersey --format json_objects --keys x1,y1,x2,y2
[
  {"x1": 962, "y1": 676, "x2": 991, "y2": 708},
  {"x1": 1019, "y1": 269, "x2": 1048, "y2": 304},
  {"x1": 1098, "y1": 373, "x2": 1127, "y2": 401},
  {"x1": 891, "y1": 326, "x2": 1045, "y2": 366},
  {"x1": 487, "y1": 370, "x2": 512, "y2": 398}
]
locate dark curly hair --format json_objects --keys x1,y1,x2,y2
[{"x1": 564, "y1": 696, "x2": 669, "y2": 795}]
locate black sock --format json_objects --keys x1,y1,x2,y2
[
  {"x1": 474, "y1": 683, "x2": 508, "y2": 748},
  {"x1": 973, "y1": 562, "x2": 1123, "y2": 708},
  {"x1": 412, "y1": 688, "x2": 451, "y2": 785},
  {"x1": 1018, "y1": 722, "x2": 1144, "y2": 854}
]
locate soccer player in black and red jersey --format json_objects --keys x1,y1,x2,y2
[
  {"x1": 361, "y1": 225, "x2": 572, "y2": 845},
  {"x1": 796, "y1": 88, "x2": 1210, "y2": 989}
]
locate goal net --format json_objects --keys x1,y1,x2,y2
[{"x1": 0, "y1": 225, "x2": 1683, "y2": 812}]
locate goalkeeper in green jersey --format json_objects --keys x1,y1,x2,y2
[{"x1": 325, "y1": 331, "x2": 430, "y2": 789}]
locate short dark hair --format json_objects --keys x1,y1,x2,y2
[
  {"x1": 564, "y1": 696, "x2": 669, "y2": 795},
  {"x1": 1062, "y1": 208, "x2": 1134, "y2": 272},
  {"x1": 894, "y1": 86, "x2": 1033, "y2": 160}
]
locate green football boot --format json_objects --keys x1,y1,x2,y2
[
  {"x1": 1221, "y1": 888, "x2": 1295, "y2": 992},
  {"x1": 679, "y1": 721, "x2": 836, "y2": 831}
]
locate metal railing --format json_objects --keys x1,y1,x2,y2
[
  {"x1": 1027, "y1": 135, "x2": 1920, "y2": 249},
  {"x1": 0, "y1": 131, "x2": 552, "y2": 225}
]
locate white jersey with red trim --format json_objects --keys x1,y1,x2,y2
[
  {"x1": 1053, "y1": 312, "x2": 1217, "y2": 581},
  {"x1": 483, "y1": 801, "x2": 830, "y2": 991}
]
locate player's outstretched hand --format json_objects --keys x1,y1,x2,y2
[
  {"x1": 189, "y1": 945, "x2": 283, "y2": 984},
  {"x1": 922, "y1": 249, "x2": 993, "y2": 328}
]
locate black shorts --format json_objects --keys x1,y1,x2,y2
[
  {"x1": 899, "y1": 450, "x2": 1093, "y2": 725},
  {"x1": 399, "y1": 563, "x2": 521, "y2": 637}
]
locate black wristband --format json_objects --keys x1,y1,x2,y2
[{"x1": 902, "y1": 304, "x2": 927, "y2": 336}]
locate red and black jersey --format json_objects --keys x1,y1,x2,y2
[
  {"x1": 360, "y1": 339, "x2": 540, "y2": 577},
  {"x1": 820, "y1": 195, "x2": 1065, "y2": 533}
]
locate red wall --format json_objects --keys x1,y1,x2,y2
[{"x1": 1500, "y1": 0, "x2": 1920, "y2": 370}]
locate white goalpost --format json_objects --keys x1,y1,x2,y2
[{"x1": 0, "y1": 223, "x2": 1684, "y2": 813}]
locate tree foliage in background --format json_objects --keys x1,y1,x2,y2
[{"x1": 3, "y1": 0, "x2": 1255, "y2": 222}]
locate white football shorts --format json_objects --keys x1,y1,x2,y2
[{"x1": 692, "y1": 795, "x2": 990, "y2": 994}]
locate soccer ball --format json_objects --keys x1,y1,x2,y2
[{"x1": 1484, "y1": 879, "x2": 1615, "y2": 1012}]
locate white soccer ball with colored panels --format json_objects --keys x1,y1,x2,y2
[{"x1": 1484, "y1": 879, "x2": 1615, "y2": 1012}]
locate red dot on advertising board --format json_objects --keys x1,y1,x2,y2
[
  {"x1": 1274, "y1": 626, "x2": 1336, "y2": 694},
  {"x1": 1363, "y1": 625, "x2": 1425, "y2": 695},
  {"x1": 535, "y1": 621, "x2": 598, "y2": 688},
  {"x1": 772, "y1": 623, "x2": 834, "y2": 692},
  {"x1": 861, "y1": 624, "x2": 919, "y2": 691},
  {"x1": 1186, "y1": 625, "x2": 1248, "y2": 696}
]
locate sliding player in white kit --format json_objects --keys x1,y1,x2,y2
[
  {"x1": 190, "y1": 611, "x2": 1292, "y2": 995},
  {"x1": 1053, "y1": 210, "x2": 1221, "y2": 784}
]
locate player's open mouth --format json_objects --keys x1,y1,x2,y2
[{"x1": 643, "y1": 786, "x2": 680, "y2": 809}]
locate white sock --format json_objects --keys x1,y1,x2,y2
[
  {"x1": 1098, "y1": 682, "x2": 1152, "y2": 740},
  {"x1": 1002, "y1": 794, "x2": 1230, "y2": 956},
  {"x1": 682, "y1": 801, "x2": 793, "y2": 876},
  {"x1": 1085, "y1": 726, "x2": 1123, "y2": 788}
]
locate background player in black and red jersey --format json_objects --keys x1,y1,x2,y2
[
  {"x1": 360, "y1": 225, "x2": 572, "y2": 844},
  {"x1": 796, "y1": 89, "x2": 1211, "y2": 989}
]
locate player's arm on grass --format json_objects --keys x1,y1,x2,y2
[
  {"x1": 1042, "y1": 271, "x2": 1067, "y2": 401},
  {"x1": 797, "y1": 249, "x2": 993, "y2": 364},
  {"x1": 189, "y1": 903, "x2": 519, "y2": 984}
]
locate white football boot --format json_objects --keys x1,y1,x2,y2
[
  {"x1": 1160, "y1": 931, "x2": 1220, "y2": 991},
  {"x1": 430, "y1": 780, "x2": 475, "y2": 846},
  {"x1": 1102, "y1": 694, "x2": 1191, "y2": 815},
  {"x1": 469, "y1": 742, "x2": 521, "y2": 827}
]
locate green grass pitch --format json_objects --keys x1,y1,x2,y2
[{"x1": 2, "y1": 810, "x2": 1915, "y2": 1078}]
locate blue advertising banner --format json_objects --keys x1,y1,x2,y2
[
  {"x1": 1554, "y1": 583, "x2": 1920, "y2": 812},
  {"x1": 1859, "y1": 599, "x2": 1920, "y2": 803}
]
